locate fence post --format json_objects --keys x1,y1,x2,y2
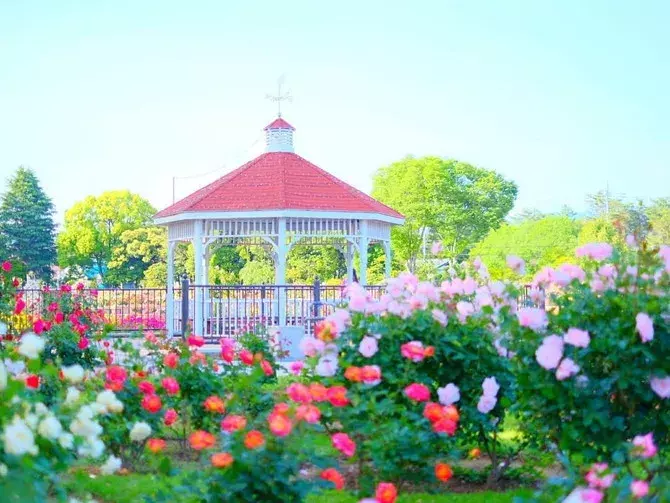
[
  {"x1": 313, "y1": 277, "x2": 321, "y2": 319},
  {"x1": 260, "y1": 285, "x2": 266, "y2": 320},
  {"x1": 180, "y1": 275, "x2": 189, "y2": 338}
]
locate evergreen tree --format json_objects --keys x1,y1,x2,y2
[{"x1": 0, "y1": 167, "x2": 57, "y2": 281}]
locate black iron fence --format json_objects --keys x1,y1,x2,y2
[{"x1": 18, "y1": 282, "x2": 538, "y2": 342}]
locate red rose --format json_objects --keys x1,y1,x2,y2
[
  {"x1": 239, "y1": 349, "x2": 254, "y2": 365},
  {"x1": 141, "y1": 394, "x2": 162, "y2": 413},
  {"x1": 138, "y1": 380, "x2": 156, "y2": 395},
  {"x1": 2, "y1": 261, "x2": 12, "y2": 272},
  {"x1": 25, "y1": 374, "x2": 40, "y2": 389},
  {"x1": 164, "y1": 408, "x2": 178, "y2": 426}
]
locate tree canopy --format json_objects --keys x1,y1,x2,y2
[
  {"x1": 0, "y1": 167, "x2": 56, "y2": 281},
  {"x1": 372, "y1": 156, "x2": 517, "y2": 272},
  {"x1": 57, "y1": 191, "x2": 155, "y2": 285},
  {"x1": 470, "y1": 215, "x2": 581, "y2": 281}
]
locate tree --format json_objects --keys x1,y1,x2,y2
[
  {"x1": 57, "y1": 191, "x2": 155, "y2": 285},
  {"x1": 0, "y1": 167, "x2": 56, "y2": 281},
  {"x1": 286, "y1": 246, "x2": 345, "y2": 284},
  {"x1": 372, "y1": 156, "x2": 517, "y2": 272},
  {"x1": 107, "y1": 226, "x2": 166, "y2": 286},
  {"x1": 647, "y1": 198, "x2": 670, "y2": 247},
  {"x1": 470, "y1": 216, "x2": 581, "y2": 281}
]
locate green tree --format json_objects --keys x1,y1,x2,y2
[
  {"x1": 286, "y1": 246, "x2": 345, "y2": 283},
  {"x1": 372, "y1": 156, "x2": 517, "y2": 272},
  {"x1": 210, "y1": 246, "x2": 246, "y2": 284},
  {"x1": 0, "y1": 167, "x2": 56, "y2": 281},
  {"x1": 470, "y1": 215, "x2": 581, "y2": 281},
  {"x1": 57, "y1": 191, "x2": 155, "y2": 285},
  {"x1": 107, "y1": 226, "x2": 165, "y2": 285},
  {"x1": 647, "y1": 197, "x2": 670, "y2": 247}
]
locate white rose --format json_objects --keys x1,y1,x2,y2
[
  {"x1": 315, "y1": 356, "x2": 338, "y2": 377},
  {"x1": 129, "y1": 422, "x2": 152, "y2": 442},
  {"x1": 58, "y1": 433, "x2": 74, "y2": 449},
  {"x1": 34, "y1": 403, "x2": 49, "y2": 416},
  {"x1": 17, "y1": 333, "x2": 46, "y2": 360},
  {"x1": 100, "y1": 455, "x2": 122, "y2": 475},
  {"x1": 4, "y1": 417, "x2": 38, "y2": 456},
  {"x1": 38, "y1": 415, "x2": 63, "y2": 440},
  {"x1": 0, "y1": 463, "x2": 7, "y2": 477},
  {"x1": 62, "y1": 364, "x2": 85, "y2": 384},
  {"x1": 78, "y1": 437, "x2": 105, "y2": 459},
  {"x1": 0, "y1": 360, "x2": 7, "y2": 391},
  {"x1": 96, "y1": 390, "x2": 124, "y2": 414},
  {"x1": 24, "y1": 413, "x2": 39, "y2": 430},
  {"x1": 65, "y1": 387, "x2": 81, "y2": 406}
]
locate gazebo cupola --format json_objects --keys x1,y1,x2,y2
[
  {"x1": 155, "y1": 116, "x2": 404, "y2": 336},
  {"x1": 264, "y1": 117, "x2": 295, "y2": 153}
]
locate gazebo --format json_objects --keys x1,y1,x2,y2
[{"x1": 154, "y1": 116, "x2": 404, "y2": 337}]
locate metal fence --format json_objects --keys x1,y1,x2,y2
[{"x1": 19, "y1": 282, "x2": 538, "y2": 343}]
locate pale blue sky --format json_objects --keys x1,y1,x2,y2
[{"x1": 1, "y1": 0, "x2": 668, "y2": 224}]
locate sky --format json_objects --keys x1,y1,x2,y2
[{"x1": 1, "y1": 0, "x2": 668, "y2": 226}]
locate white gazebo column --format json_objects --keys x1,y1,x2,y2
[
  {"x1": 275, "y1": 218, "x2": 287, "y2": 326},
  {"x1": 346, "y1": 242, "x2": 354, "y2": 283},
  {"x1": 193, "y1": 220, "x2": 204, "y2": 336},
  {"x1": 383, "y1": 241, "x2": 392, "y2": 279},
  {"x1": 166, "y1": 241, "x2": 175, "y2": 336},
  {"x1": 359, "y1": 220, "x2": 369, "y2": 286}
]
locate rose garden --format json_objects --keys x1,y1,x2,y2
[{"x1": 0, "y1": 238, "x2": 668, "y2": 502}]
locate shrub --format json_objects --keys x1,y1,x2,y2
[
  {"x1": 506, "y1": 242, "x2": 670, "y2": 463},
  {"x1": 299, "y1": 271, "x2": 520, "y2": 492}
]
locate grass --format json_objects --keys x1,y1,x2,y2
[{"x1": 65, "y1": 471, "x2": 533, "y2": 503}]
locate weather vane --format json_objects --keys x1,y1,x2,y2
[{"x1": 266, "y1": 75, "x2": 292, "y2": 117}]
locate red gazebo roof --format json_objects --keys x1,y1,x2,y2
[
  {"x1": 263, "y1": 117, "x2": 295, "y2": 130},
  {"x1": 155, "y1": 151, "x2": 403, "y2": 219}
]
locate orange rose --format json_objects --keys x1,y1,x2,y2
[
  {"x1": 443, "y1": 405, "x2": 460, "y2": 422},
  {"x1": 326, "y1": 386, "x2": 349, "y2": 407},
  {"x1": 469, "y1": 447, "x2": 481, "y2": 459},
  {"x1": 424, "y1": 346, "x2": 435, "y2": 357},
  {"x1": 211, "y1": 452, "x2": 233, "y2": 468},
  {"x1": 309, "y1": 383, "x2": 328, "y2": 402},
  {"x1": 221, "y1": 414, "x2": 247, "y2": 433},
  {"x1": 189, "y1": 430, "x2": 216, "y2": 450},
  {"x1": 204, "y1": 395, "x2": 225, "y2": 414},
  {"x1": 435, "y1": 462, "x2": 453, "y2": 482},
  {"x1": 141, "y1": 394, "x2": 162, "y2": 414},
  {"x1": 423, "y1": 402, "x2": 445, "y2": 423},
  {"x1": 244, "y1": 430, "x2": 265, "y2": 450},
  {"x1": 146, "y1": 438, "x2": 166, "y2": 453},
  {"x1": 268, "y1": 412, "x2": 293, "y2": 437},
  {"x1": 344, "y1": 366, "x2": 363, "y2": 382}
]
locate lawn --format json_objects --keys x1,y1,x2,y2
[{"x1": 65, "y1": 471, "x2": 533, "y2": 502}]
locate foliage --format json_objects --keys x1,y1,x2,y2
[
  {"x1": 238, "y1": 259, "x2": 275, "y2": 285},
  {"x1": 0, "y1": 167, "x2": 57, "y2": 281},
  {"x1": 648, "y1": 198, "x2": 670, "y2": 247},
  {"x1": 287, "y1": 246, "x2": 346, "y2": 284},
  {"x1": 108, "y1": 226, "x2": 166, "y2": 286},
  {"x1": 470, "y1": 216, "x2": 581, "y2": 281},
  {"x1": 522, "y1": 434, "x2": 670, "y2": 502},
  {"x1": 371, "y1": 156, "x2": 517, "y2": 272},
  {"x1": 57, "y1": 191, "x2": 156, "y2": 286},
  {"x1": 506, "y1": 242, "x2": 670, "y2": 463}
]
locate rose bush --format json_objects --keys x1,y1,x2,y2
[
  {"x1": 297, "y1": 269, "x2": 521, "y2": 493},
  {"x1": 506, "y1": 241, "x2": 669, "y2": 462}
]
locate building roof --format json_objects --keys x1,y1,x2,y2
[
  {"x1": 154, "y1": 151, "x2": 404, "y2": 220},
  {"x1": 263, "y1": 117, "x2": 295, "y2": 130}
]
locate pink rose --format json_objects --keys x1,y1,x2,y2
[
  {"x1": 636, "y1": 313, "x2": 654, "y2": 343},
  {"x1": 630, "y1": 480, "x2": 649, "y2": 499},
  {"x1": 348, "y1": 294, "x2": 367, "y2": 312},
  {"x1": 431, "y1": 309, "x2": 448, "y2": 326},
  {"x1": 517, "y1": 308, "x2": 548, "y2": 332},
  {"x1": 557, "y1": 263, "x2": 586, "y2": 282},
  {"x1": 535, "y1": 335, "x2": 564, "y2": 370},
  {"x1": 581, "y1": 488, "x2": 604, "y2": 503},
  {"x1": 482, "y1": 377, "x2": 500, "y2": 398},
  {"x1": 289, "y1": 360, "x2": 304, "y2": 376},
  {"x1": 575, "y1": 243, "x2": 613, "y2": 261},
  {"x1": 437, "y1": 383, "x2": 460, "y2": 406},
  {"x1": 564, "y1": 328, "x2": 590, "y2": 348},
  {"x1": 404, "y1": 383, "x2": 431, "y2": 402},
  {"x1": 331, "y1": 433, "x2": 356, "y2": 457},
  {"x1": 299, "y1": 337, "x2": 325, "y2": 357},
  {"x1": 556, "y1": 358, "x2": 580, "y2": 380},
  {"x1": 401, "y1": 341, "x2": 426, "y2": 362},
  {"x1": 632, "y1": 433, "x2": 657, "y2": 458},
  {"x1": 506, "y1": 255, "x2": 525, "y2": 275},
  {"x1": 358, "y1": 336, "x2": 378, "y2": 358},
  {"x1": 650, "y1": 376, "x2": 670, "y2": 398},
  {"x1": 456, "y1": 301, "x2": 475, "y2": 322},
  {"x1": 462, "y1": 277, "x2": 477, "y2": 295},
  {"x1": 431, "y1": 241, "x2": 443, "y2": 255},
  {"x1": 477, "y1": 395, "x2": 497, "y2": 414}
]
